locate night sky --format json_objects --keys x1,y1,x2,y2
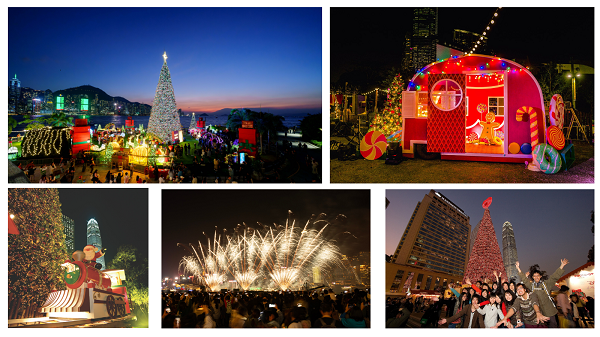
[
  {"x1": 386, "y1": 190, "x2": 594, "y2": 275},
  {"x1": 162, "y1": 189, "x2": 370, "y2": 278},
  {"x1": 332, "y1": 7, "x2": 594, "y2": 82},
  {"x1": 58, "y1": 188, "x2": 148, "y2": 266},
  {"x1": 8, "y1": 7, "x2": 322, "y2": 113}
]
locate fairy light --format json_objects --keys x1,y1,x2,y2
[
  {"x1": 465, "y1": 8, "x2": 501, "y2": 55},
  {"x1": 21, "y1": 128, "x2": 71, "y2": 157}
]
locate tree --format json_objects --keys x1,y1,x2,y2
[
  {"x1": 8, "y1": 116, "x2": 17, "y2": 133},
  {"x1": 45, "y1": 111, "x2": 74, "y2": 127},
  {"x1": 368, "y1": 73, "x2": 404, "y2": 140},
  {"x1": 8, "y1": 189, "x2": 69, "y2": 319},
  {"x1": 537, "y1": 62, "x2": 570, "y2": 102},
  {"x1": 189, "y1": 112, "x2": 196, "y2": 130},
  {"x1": 147, "y1": 53, "x2": 181, "y2": 142},
  {"x1": 107, "y1": 245, "x2": 148, "y2": 316},
  {"x1": 226, "y1": 108, "x2": 252, "y2": 133},
  {"x1": 300, "y1": 113, "x2": 322, "y2": 143}
]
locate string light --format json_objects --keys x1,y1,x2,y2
[
  {"x1": 8, "y1": 189, "x2": 69, "y2": 317},
  {"x1": 147, "y1": 51, "x2": 182, "y2": 142},
  {"x1": 368, "y1": 74, "x2": 403, "y2": 140},
  {"x1": 465, "y1": 8, "x2": 502, "y2": 55},
  {"x1": 21, "y1": 128, "x2": 71, "y2": 157}
]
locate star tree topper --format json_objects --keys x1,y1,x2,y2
[{"x1": 163, "y1": 51, "x2": 168, "y2": 63}]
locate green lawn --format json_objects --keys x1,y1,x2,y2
[{"x1": 331, "y1": 138, "x2": 594, "y2": 183}]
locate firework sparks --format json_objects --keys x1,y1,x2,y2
[{"x1": 179, "y1": 212, "x2": 358, "y2": 291}]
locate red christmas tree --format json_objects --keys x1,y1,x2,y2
[{"x1": 463, "y1": 197, "x2": 507, "y2": 283}]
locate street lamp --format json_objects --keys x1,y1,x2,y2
[{"x1": 566, "y1": 66, "x2": 581, "y2": 110}]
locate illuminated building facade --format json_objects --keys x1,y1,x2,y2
[
  {"x1": 9, "y1": 74, "x2": 21, "y2": 113},
  {"x1": 502, "y1": 221, "x2": 520, "y2": 282},
  {"x1": 403, "y1": 8, "x2": 438, "y2": 74},
  {"x1": 86, "y1": 218, "x2": 106, "y2": 270},
  {"x1": 387, "y1": 190, "x2": 470, "y2": 294}
]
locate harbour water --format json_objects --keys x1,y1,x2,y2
[{"x1": 9, "y1": 113, "x2": 308, "y2": 135}]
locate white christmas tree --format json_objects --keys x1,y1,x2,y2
[
  {"x1": 189, "y1": 112, "x2": 196, "y2": 130},
  {"x1": 147, "y1": 51, "x2": 181, "y2": 142}
]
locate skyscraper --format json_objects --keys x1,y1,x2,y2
[
  {"x1": 62, "y1": 214, "x2": 75, "y2": 252},
  {"x1": 387, "y1": 190, "x2": 470, "y2": 294},
  {"x1": 502, "y1": 221, "x2": 520, "y2": 282},
  {"x1": 86, "y1": 218, "x2": 105, "y2": 270},
  {"x1": 9, "y1": 74, "x2": 21, "y2": 113},
  {"x1": 403, "y1": 8, "x2": 438, "y2": 74}
]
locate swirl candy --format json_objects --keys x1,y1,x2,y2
[
  {"x1": 477, "y1": 103, "x2": 488, "y2": 114},
  {"x1": 549, "y1": 94, "x2": 565, "y2": 130},
  {"x1": 467, "y1": 132, "x2": 479, "y2": 143},
  {"x1": 546, "y1": 125, "x2": 565, "y2": 150},
  {"x1": 515, "y1": 106, "x2": 539, "y2": 148},
  {"x1": 360, "y1": 130, "x2": 387, "y2": 160}
]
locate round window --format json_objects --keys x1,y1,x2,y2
[{"x1": 430, "y1": 79, "x2": 463, "y2": 111}]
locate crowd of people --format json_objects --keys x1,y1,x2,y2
[
  {"x1": 17, "y1": 129, "x2": 320, "y2": 183},
  {"x1": 387, "y1": 259, "x2": 594, "y2": 328},
  {"x1": 162, "y1": 288, "x2": 370, "y2": 328}
]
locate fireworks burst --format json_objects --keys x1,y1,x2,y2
[{"x1": 179, "y1": 212, "x2": 358, "y2": 291}]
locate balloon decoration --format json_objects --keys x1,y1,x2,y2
[
  {"x1": 508, "y1": 142, "x2": 520, "y2": 154},
  {"x1": 520, "y1": 143, "x2": 532, "y2": 154},
  {"x1": 360, "y1": 131, "x2": 387, "y2": 160}
]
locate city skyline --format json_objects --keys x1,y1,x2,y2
[
  {"x1": 387, "y1": 190, "x2": 594, "y2": 276},
  {"x1": 9, "y1": 7, "x2": 322, "y2": 113}
]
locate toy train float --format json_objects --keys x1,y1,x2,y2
[{"x1": 39, "y1": 245, "x2": 131, "y2": 319}]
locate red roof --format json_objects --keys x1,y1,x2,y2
[{"x1": 558, "y1": 262, "x2": 594, "y2": 282}]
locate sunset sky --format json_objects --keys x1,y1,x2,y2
[{"x1": 9, "y1": 7, "x2": 322, "y2": 113}]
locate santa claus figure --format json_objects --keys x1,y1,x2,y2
[{"x1": 83, "y1": 245, "x2": 105, "y2": 269}]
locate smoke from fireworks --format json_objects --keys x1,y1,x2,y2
[{"x1": 178, "y1": 211, "x2": 360, "y2": 291}]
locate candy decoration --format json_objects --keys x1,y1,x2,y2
[
  {"x1": 482, "y1": 197, "x2": 493, "y2": 209},
  {"x1": 495, "y1": 130, "x2": 504, "y2": 140},
  {"x1": 477, "y1": 103, "x2": 488, "y2": 114},
  {"x1": 467, "y1": 132, "x2": 479, "y2": 143},
  {"x1": 508, "y1": 142, "x2": 520, "y2": 154},
  {"x1": 546, "y1": 125, "x2": 565, "y2": 150},
  {"x1": 515, "y1": 106, "x2": 539, "y2": 148},
  {"x1": 549, "y1": 94, "x2": 565, "y2": 130},
  {"x1": 360, "y1": 130, "x2": 387, "y2": 160},
  {"x1": 493, "y1": 137, "x2": 503, "y2": 145},
  {"x1": 479, "y1": 112, "x2": 501, "y2": 145},
  {"x1": 520, "y1": 143, "x2": 532, "y2": 154},
  {"x1": 532, "y1": 143, "x2": 561, "y2": 174}
]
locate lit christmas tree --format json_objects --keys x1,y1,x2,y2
[
  {"x1": 147, "y1": 51, "x2": 181, "y2": 142},
  {"x1": 8, "y1": 189, "x2": 69, "y2": 319},
  {"x1": 368, "y1": 74, "x2": 404, "y2": 141},
  {"x1": 189, "y1": 112, "x2": 196, "y2": 130},
  {"x1": 463, "y1": 198, "x2": 507, "y2": 283}
]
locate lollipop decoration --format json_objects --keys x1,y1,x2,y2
[
  {"x1": 549, "y1": 94, "x2": 565, "y2": 130},
  {"x1": 546, "y1": 125, "x2": 565, "y2": 151},
  {"x1": 477, "y1": 103, "x2": 488, "y2": 114},
  {"x1": 467, "y1": 132, "x2": 479, "y2": 144},
  {"x1": 360, "y1": 130, "x2": 387, "y2": 160}
]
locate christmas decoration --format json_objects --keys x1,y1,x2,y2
[
  {"x1": 189, "y1": 113, "x2": 196, "y2": 130},
  {"x1": 516, "y1": 106, "x2": 541, "y2": 149},
  {"x1": 546, "y1": 125, "x2": 565, "y2": 150},
  {"x1": 360, "y1": 130, "x2": 387, "y2": 160},
  {"x1": 368, "y1": 74, "x2": 404, "y2": 140},
  {"x1": 549, "y1": 94, "x2": 565, "y2": 130},
  {"x1": 479, "y1": 112, "x2": 502, "y2": 145},
  {"x1": 463, "y1": 197, "x2": 507, "y2": 283},
  {"x1": 130, "y1": 146, "x2": 149, "y2": 166},
  {"x1": 8, "y1": 189, "x2": 69, "y2": 319},
  {"x1": 532, "y1": 143, "x2": 561, "y2": 174},
  {"x1": 21, "y1": 128, "x2": 72, "y2": 158},
  {"x1": 147, "y1": 51, "x2": 181, "y2": 142}
]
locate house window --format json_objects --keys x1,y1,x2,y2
[
  {"x1": 417, "y1": 91, "x2": 429, "y2": 117},
  {"x1": 488, "y1": 97, "x2": 504, "y2": 116},
  {"x1": 431, "y1": 79, "x2": 463, "y2": 111}
]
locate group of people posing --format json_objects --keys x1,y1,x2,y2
[{"x1": 388, "y1": 259, "x2": 594, "y2": 328}]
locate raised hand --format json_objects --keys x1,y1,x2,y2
[
  {"x1": 560, "y1": 259, "x2": 569, "y2": 268},
  {"x1": 515, "y1": 261, "x2": 520, "y2": 272},
  {"x1": 438, "y1": 318, "x2": 447, "y2": 325}
]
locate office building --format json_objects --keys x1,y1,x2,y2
[
  {"x1": 86, "y1": 218, "x2": 106, "y2": 270},
  {"x1": 62, "y1": 214, "x2": 75, "y2": 252},
  {"x1": 387, "y1": 190, "x2": 470, "y2": 294},
  {"x1": 502, "y1": 221, "x2": 520, "y2": 282}
]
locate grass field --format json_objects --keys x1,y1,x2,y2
[{"x1": 331, "y1": 138, "x2": 594, "y2": 183}]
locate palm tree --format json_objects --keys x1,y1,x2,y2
[{"x1": 45, "y1": 111, "x2": 74, "y2": 127}]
